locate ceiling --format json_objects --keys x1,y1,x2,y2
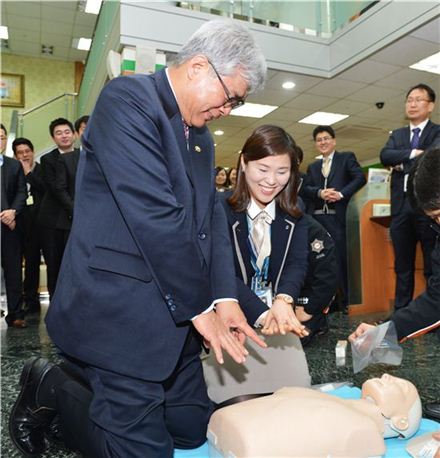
[{"x1": 1, "y1": 2, "x2": 439, "y2": 168}]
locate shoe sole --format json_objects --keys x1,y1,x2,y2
[{"x1": 9, "y1": 357, "x2": 46, "y2": 457}]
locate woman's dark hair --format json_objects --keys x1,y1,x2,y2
[{"x1": 228, "y1": 124, "x2": 302, "y2": 217}]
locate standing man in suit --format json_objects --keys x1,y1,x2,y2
[
  {"x1": 0, "y1": 124, "x2": 27, "y2": 327},
  {"x1": 10, "y1": 20, "x2": 267, "y2": 458},
  {"x1": 13, "y1": 138, "x2": 46, "y2": 313},
  {"x1": 380, "y1": 84, "x2": 440, "y2": 310},
  {"x1": 38, "y1": 118, "x2": 78, "y2": 299},
  {"x1": 302, "y1": 125, "x2": 366, "y2": 310}
]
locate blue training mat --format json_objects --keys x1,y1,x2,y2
[{"x1": 174, "y1": 386, "x2": 440, "y2": 458}]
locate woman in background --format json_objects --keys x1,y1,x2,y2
[
  {"x1": 227, "y1": 167, "x2": 237, "y2": 189},
  {"x1": 203, "y1": 125, "x2": 311, "y2": 403},
  {"x1": 215, "y1": 166, "x2": 229, "y2": 192}
]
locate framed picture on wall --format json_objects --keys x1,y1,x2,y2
[{"x1": 0, "y1": 73, "x2": 25, "y2": 107}]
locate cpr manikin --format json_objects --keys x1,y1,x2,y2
[{"x1": 207, "y1": 374, "x2": 422, "y2": 458}]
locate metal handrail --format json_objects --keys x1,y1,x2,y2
[{"x1": 20, "y1": 92, "x2": 78, "y2": 116}]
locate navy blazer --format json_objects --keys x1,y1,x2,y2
[
  {"x1": 46, "y1": 70, "x2": 237, "y2": 381},
  {"x1": 380, "y1": 121, "x2": 440, "y2": 215},
  {"x1": 302, "y1": 151, "x2": 366, "y2": 224},
  {"x1": 220, "y1": 196, "x2": 308, "y2": 325}
]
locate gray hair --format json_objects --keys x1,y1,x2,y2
[{"x1": 174, "y1": 19, "x2": 266, "y2": 94}]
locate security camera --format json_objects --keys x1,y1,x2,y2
[{"x1": 375, "y1": 102, "x2": 385, "y2": 109}]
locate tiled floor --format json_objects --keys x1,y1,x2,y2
[{"x1": 1, "y1": 306, "x2": 439, "y2": 457}]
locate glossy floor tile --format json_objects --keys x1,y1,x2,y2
[{"x1": 1, "y1": 306, "x2": 439, "y2": 457}]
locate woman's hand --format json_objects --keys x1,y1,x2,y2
[{"x1": 262, "y1": 299, "x2": 309, "y2": 338}]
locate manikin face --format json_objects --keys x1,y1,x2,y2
[
  {"x1": 314, "y1": 131, "x2": 336, "y2": 157},
  {"x1": 184, "y1": 58, "x2": 248, "y2": 128},
  {"x1": 362, "y1": 374, "x2": 421, "y2": 438},
  {"x1": 15, "y1": 144, "x2": 34, "y2": 167},
  {"x1": 0, "y1": 127, "x2": 7, "y2": 154},
  {"x1": 241, "y1": 154, "x2": 291, "y2": 209},
  {"x1": 405, "y1": 88, "x2": 434, "y2": 125},
  {"x1": 52, "y1": 124, "x2": 74, "y2": 151},
  {"x1": 216, "y1": 169, "x2": 227, "y2": 186}
]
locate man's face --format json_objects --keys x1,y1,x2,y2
[
  {"x1": 184, "y1": 60, "x2": 248, "y2": 128},
  {"x1": 314, "y1": 131, "x2": 336, "y2": 157},
  {"x1": 405, "y1": 88, "x2": 434, "y2": 125},
  {"x1": 0, "y1": 128, "x2": 7, "y2": 154},
  {"x1": 15, "y1": 144, "x2": 34, "y2": 167},
  {"x1": 425, "y1": 208, "x2": 440, "y2": 225},
  {"x1": 76, "y1": 122, "x2": 87, "y2": 140},
  {"x1": 52, "y1": 124, "x2": 74, "y2": 150}
]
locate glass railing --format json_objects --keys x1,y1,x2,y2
[
  {"x1": 176, "y1": 1, "x2": 377, "y2": 37},
  {"x1": 17, "y1": 93, "x2": 77, "y2": 158}
]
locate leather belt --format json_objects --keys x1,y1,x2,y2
[{"x1": 313, "y1": 209, "x2": 336, "y2": 215}]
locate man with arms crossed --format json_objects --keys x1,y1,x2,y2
[
  {"x1": 9, "y1": 20, "x2": 267, "y2": 458},
  {"x1": 380, "y1": 84, "x2": 440, "y2": 310}
]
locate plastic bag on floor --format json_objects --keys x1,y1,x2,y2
[{"x1": 351, "y1": 321, "x2": 403, "y2": 373}]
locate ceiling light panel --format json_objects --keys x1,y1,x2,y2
[{"x1": 299, "y1": 111, "x2": 349, "y2": 125}]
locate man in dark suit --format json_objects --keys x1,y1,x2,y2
[
  {"x1": 13, "y1": 138, "x2": 46, "y2": 313},
  {"x1": 38, "y1": 118, "x2": 78, "y2": 299},
  {"x1": 0, "y1": 124, "x2": 27, "y2": 327},
  {"x1": 302, "y1": 125, "x2": 366, "y2": 310},
  {"x1": 10, "y1": 20, "x2": 267, "y2": 458},
  {"x1": 380, "y1": 83, "x2": 440, "y2": 310}
]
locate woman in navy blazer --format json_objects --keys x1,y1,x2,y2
[
  {"x1": 221, "y1": 125, "x2": 309, "y2": 336},
  {"x1": 204, "y1": 125, "x2": 311, "y2": 402}
]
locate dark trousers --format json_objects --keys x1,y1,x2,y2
[
  {"x1": 22, "y1": 222, "x2": 43, "y2": 307},
  {"x1": 1, "y1": 224, "x2": 24, "y2": 322},
  {"x1": 313, "y1": 214, "x2": 347, "y2": 307},
  {"x1": 40, "y1": 227, "x2": 67, "y2": 299},
  {"x1": 390, "y1": 201, "x2": 436, "y2": 309},
  {"x1": 50, "y1": 330, "x2": 212, "y2": 458}
]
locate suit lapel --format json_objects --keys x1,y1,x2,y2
[
  {"x1": 269, "y1": 208, "x2": 294, "y2": 284},
  {"x1": 229, "y1": 211, "x2": 253, "y2": 285},
  {"x1": 420, "y1": 120, "x2": 433, "y2": 148}
]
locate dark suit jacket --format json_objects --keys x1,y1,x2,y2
[
  {"x1": 38, "y1": 148, "x2": 80, "y2": 230},
  {"x1": 302, "y1": 151, "x2": 366, "y2": 224},
  {"x1": 393, "y1": 224, "x2": 440, "y2": 342},
  {"x1": 380, "y1": 120, "x2": 440, "y2": 215},
  {"x1": 55, "y1": 149, "x2": 80, "y2": 222},
  {"x1": 1, "y1": 155, "x2": 27, "y2": 215},
  {"x1": 46, "y1": 70, "x2": 237, "y2": 381},
  {"x1": 220, "y1": 196, "x2": 308, "y2": 325},
  {"x1": 23, "y1": 162, "x2": 46, "y2": 227}
]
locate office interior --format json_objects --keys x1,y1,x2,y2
[{"x1": 1, "y1": 1, "x2": 439, "y2": 457}]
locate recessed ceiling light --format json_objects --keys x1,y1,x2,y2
[
  {"x1": 231, "y1": 103, "x2": 278, "y2": 118},
  {"x1": 85, "y1": 0, "x2": 102, "y2": 14},
  {"x1": 214, "y1": 130, "x2": 224, "y2": 136},
  {"x1": 299, "y1": 111, "x2": 349, "y2": 125},
  {"x1": 409, "y1": 52, "x2": 440, "y2": 75},
  {"x1": 282, "y1": 81, "x2": 296, "y2": 90},
  {"x1": 77, "y1": 38, "x2": 92, "y2": 51},
  {"x1": 0, "y1": 26, "x2": 8, "y2": 40}
]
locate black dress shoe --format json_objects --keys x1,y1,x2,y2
[
  {"x1": 424, "y1": 402, "x2": 440, "y2": 421},
  {"x1": 9, "y1": 357, "x2": 57, "y2": 456}
]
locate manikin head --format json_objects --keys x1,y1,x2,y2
[{"x1": 362, "y1": 374, "x2": 422, "y2": 439}]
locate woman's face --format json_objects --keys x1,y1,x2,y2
[
  {"x1": 241, "y1": 154, "x2": 291, "y2": 208},
  {"x1": 229, "y1": 168, "x2": 237, "y2": 186},
  {"x1": 216, "y1": 169, "x2": 227, "y2": 186}
]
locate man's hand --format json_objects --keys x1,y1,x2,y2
[
  {"x1": 262, "y1": 299, "x2": 309, "y2": 337},
  {"x1": 19, "y1": 159, "x2": 32, "y2": 175},
  {"x1": 0, "y1": 209, "x2": 16, "y2": 226},
  {"x1": 326, "y1": 190, "x2": 343, "y2": 202},
  {"x1": 192, "y1": 310, "x2": 250, "y2": 365},
  {"x1": 348, "y1": 322, "x2": 375, "y2": 342},
  {"x1": 320, "y1": 188, "x2": 335, "y2": 201},
  {"x1": 215, "y1": 301, "x2": 267, "y2": 348}
]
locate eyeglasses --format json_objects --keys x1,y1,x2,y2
[
  {"x1": 315, "y1": 136, "x2": 333, "y2": 143},
  {"x1": 406, "y1": 98, "x2": 431, "y2": 104},
  {"x1": 208, "y1": 59, "x2": 245, "y2": 110}
]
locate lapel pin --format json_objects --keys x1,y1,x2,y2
[{"x1": 195, "y1": 145, "x2": 202, "y2": 153}]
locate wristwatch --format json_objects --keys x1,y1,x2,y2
[{"x1": 274, "y1": 293, "x2": 294, "y2": 305}]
